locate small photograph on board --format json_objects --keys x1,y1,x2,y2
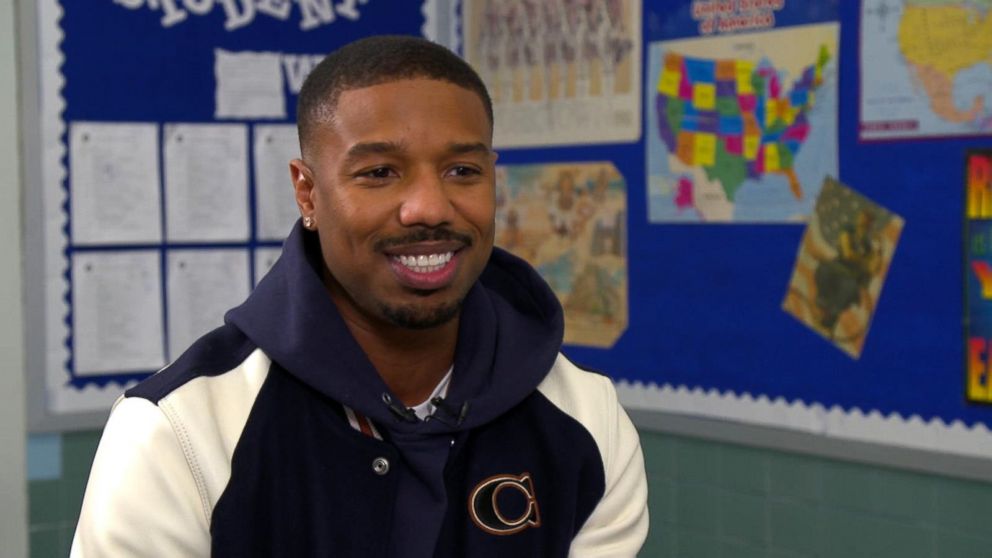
[
  {"x1": 964, "y1": 149, "x2": 992, "y2": 404},
  {"x1": 495, "y1": 162, "x2": 627, "y2": 348},
  {"x1": 783, "y1": 176, "x2": 904, "y2": 358}
]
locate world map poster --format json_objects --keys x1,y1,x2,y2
[
  {"x1": 860, "y1": 0, "x2": 992, "y2": 140},
  {"x1": 646, "y1": 22, "x2": 839, "y2": 223}
]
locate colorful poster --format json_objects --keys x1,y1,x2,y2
[
  {"x1": 965, "y1": 149, "x2": 992, "y2": 404},
  {"x1": 495, "y1": 162, "x2": 627, "y2": 348},
  {"x1": 462, "y1": 0, "x2": 642, "y2": 148},
  {"x1": 783, "y1": 177, "x2": 904, "y2": 359},
  {"x1": 646, "y1": 20, "x2": 839, "y2": 223},
  {"x1": 860, "y1": 0, "x2": 992, "y2": 141}
]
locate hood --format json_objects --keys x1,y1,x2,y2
[{"x1": 226, "y1": 222, "x2": 564, "y2": 435}]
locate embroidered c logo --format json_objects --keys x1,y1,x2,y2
[{"x1": 468, "y1": 473, "x2": 541, "y2": 536}]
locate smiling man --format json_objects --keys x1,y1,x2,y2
[{"x1": 72, "y1": 36, "x2": 648, "y2": 557}]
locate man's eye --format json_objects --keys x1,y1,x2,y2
[
  {"x1": 361, "y1": 167, "x2": 394, "y2": 179},
  {"x1": 449, "y1": 166, "x2": 481, "y2": 178}
]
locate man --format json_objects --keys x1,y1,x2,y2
[{"x1": 72, "y1": 35, "x2": 648, "y2": 557}]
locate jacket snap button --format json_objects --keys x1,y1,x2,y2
[{"x1": 372, "y1": 457, "x2": 390, "y2": 476}]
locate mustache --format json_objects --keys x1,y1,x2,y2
[{"x1": 373, "y1": 228, "x2": 473, "y2": 251}]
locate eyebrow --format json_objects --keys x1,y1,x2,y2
[{"x1": 344, "y1": 141, "x2": 405, "y2": 163}]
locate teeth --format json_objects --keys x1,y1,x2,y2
[{"x1": 394, "y1": 252, "x2": 453, "y2": 273}]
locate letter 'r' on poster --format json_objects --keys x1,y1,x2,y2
[
  {"x1": 72, "y1": 251, "x2": 165, "y2": 375},
  {"x1": 164, "y1": 123, "x2": 250, "y2": 242},
  {"x1": 215, "y1": 48, "x2": 286, "y2": 119},
  {"x1": 69, "y1": 122, "x2": 162, "y2": 244},
  {"x1": 166, "y1": 249, "x2": 250, "y2": 361},
  {"x1": 253, "y1": 124, "x2": 301, "y2": 241}
]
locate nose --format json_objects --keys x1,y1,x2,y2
[{"x1": 398, "y1": 171, "x2": 455, "y2": 228}]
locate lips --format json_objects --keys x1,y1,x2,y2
[
  {"x1": 394, "y1": 251, "x2": 453, "y2": 273},
  {"x1": 385, "y1": 244, "x2": 463, "y2": 291}
]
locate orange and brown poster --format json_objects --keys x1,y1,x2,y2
[
  {"x1": 783, "y1": 177, "x2": 904, "y2": 358},
  {"x1": 495, "y1": 162, "x2": 627, "y2": 348}
]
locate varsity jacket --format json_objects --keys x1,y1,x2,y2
[{"x1": 72, "y1": 223, "x2": 648, "y2": 557}]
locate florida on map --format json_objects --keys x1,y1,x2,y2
[{"x1": 646, "y1": 23, "x2": 839, "y2": 223}]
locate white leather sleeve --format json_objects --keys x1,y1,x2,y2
[
  {"x1": 71, "y1": 348, "x2": 272, "y2": 557},
  {"x1": 538, "y1": 355, "x2": 649, "y2": 558},
  {"x1": 70, "y1": 396, "x2": 211, "y2": 557}
]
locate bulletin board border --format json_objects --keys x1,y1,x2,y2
[{"x1": 618, "y1": 381, "x2": 992, "y2": 467}]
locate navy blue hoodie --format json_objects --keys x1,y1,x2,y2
[{"x1": 72, "y1": 222, "x2": 649, "y2": 557}]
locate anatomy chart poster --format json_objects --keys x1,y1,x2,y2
[{"x1": 462, "y1": 0, "x2": 642, "y2": 147}]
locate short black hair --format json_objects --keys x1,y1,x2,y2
[{"x1": 296, "y1": 35, "x2": 493, "y2": 155}]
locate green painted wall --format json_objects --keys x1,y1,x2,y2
[
  {"x1": 638, "y1": 431, "x2": 992, "y2": 558},
  {"x1": 29, "y1": 429, "x2": 992, "y2": 557},
  {"x1": 28, "y1": 432, "x2": 99, "y2": 557}
]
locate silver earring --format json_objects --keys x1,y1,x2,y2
[{"x1": 303, "y1": 216, "x2": 314, "y2": 228}]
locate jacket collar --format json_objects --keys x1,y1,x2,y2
[{"x1": 226, "y1": 222, "x2": 563, "y2": 433}]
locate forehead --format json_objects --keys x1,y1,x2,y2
[
  {"x1": 343, "y1": 79, "x2": 488, "y2": 123},
  {"x1": 310, "y1": 79, "x2": 492, "y2": 153}
]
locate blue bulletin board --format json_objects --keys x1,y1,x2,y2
[
  {"x1": 36, "y1": 0, "x2": 447, "y2": 414},
  {"x1": 32, "y1": 0, "x2": 992, "y2": 461},
  {"x1": 465, "y1": 0, "x2": 992, "y2": 461}
]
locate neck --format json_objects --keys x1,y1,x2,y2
[
  {"x1": 319, "y1": 256, "x2": 465, "y2": 406},
  {"x1": 346, "y1": 315, "x2": 459, "y2": 407},
  {"x1": 323, "y1": 277, "x2": 459, "y2": 407}
]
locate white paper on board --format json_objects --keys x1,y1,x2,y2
[
  {"x1": 253, "y1": 124, "x2": 301, "y2": 241},
  {"x1": 69, "y1": 122, "x2": 162, "y2": 244},
  {"x1": 253, "y1": 246, "x2": 284, "y2": 287},
  {"x1": 166, "y1": 249, "x2": 251, "y2": 361},
  {"x1": 164, "y1": 123, "x2": 250, "y2": 242},
  {"x1": 215, "y1": 49, "x2": 286, "y2": 119},
  {"x1": 72, "y1": 251, "x2": 165, "y2": 375}
]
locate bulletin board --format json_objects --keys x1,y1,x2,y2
[
  {"x1": 27, "y1": 0, "x2": 992, "y2": 463},
  {"x1": 460, "y1": 0, "x2": 992, "y2": 463},
  {"x1": 29, "y1": 0, "x2": 456, "y2": 421}
]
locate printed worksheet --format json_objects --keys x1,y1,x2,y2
[
  {"x1": 72, "y1": 250, "x2": 165, "y2": 375},
  {"x1": 69, "y1": 122, "x2": 162, "y2": 244},
  {"x1": 253, "y1": 124, "x2": 301, "y2": 240},
  {"x1": 166, "y1": 249, "x2": 250, "y2": 360},
  {"x1": 164, "y1": 123, "x2": 250, "y2": 242},
  {"x1": 254, "y1": 247, "x2": 283, "y2": 287}
]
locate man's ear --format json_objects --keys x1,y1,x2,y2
[{"x1": 289, "y1": 158, "x2": 316, "y2": 217}]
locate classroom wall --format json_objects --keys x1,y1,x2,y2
[
  {"x1": 1, "y1": 0, "x2": 29, "y2": 555},
  {"x1": 26, "y1": 429, "x2": 992, "y2": 557},
  {"x1": 14, "y1": 3, "x2": 992, "y2": 557}
]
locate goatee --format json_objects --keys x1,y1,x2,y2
[{"x1": 379, "y1": 299, "x2": 463, "y2": 330}]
